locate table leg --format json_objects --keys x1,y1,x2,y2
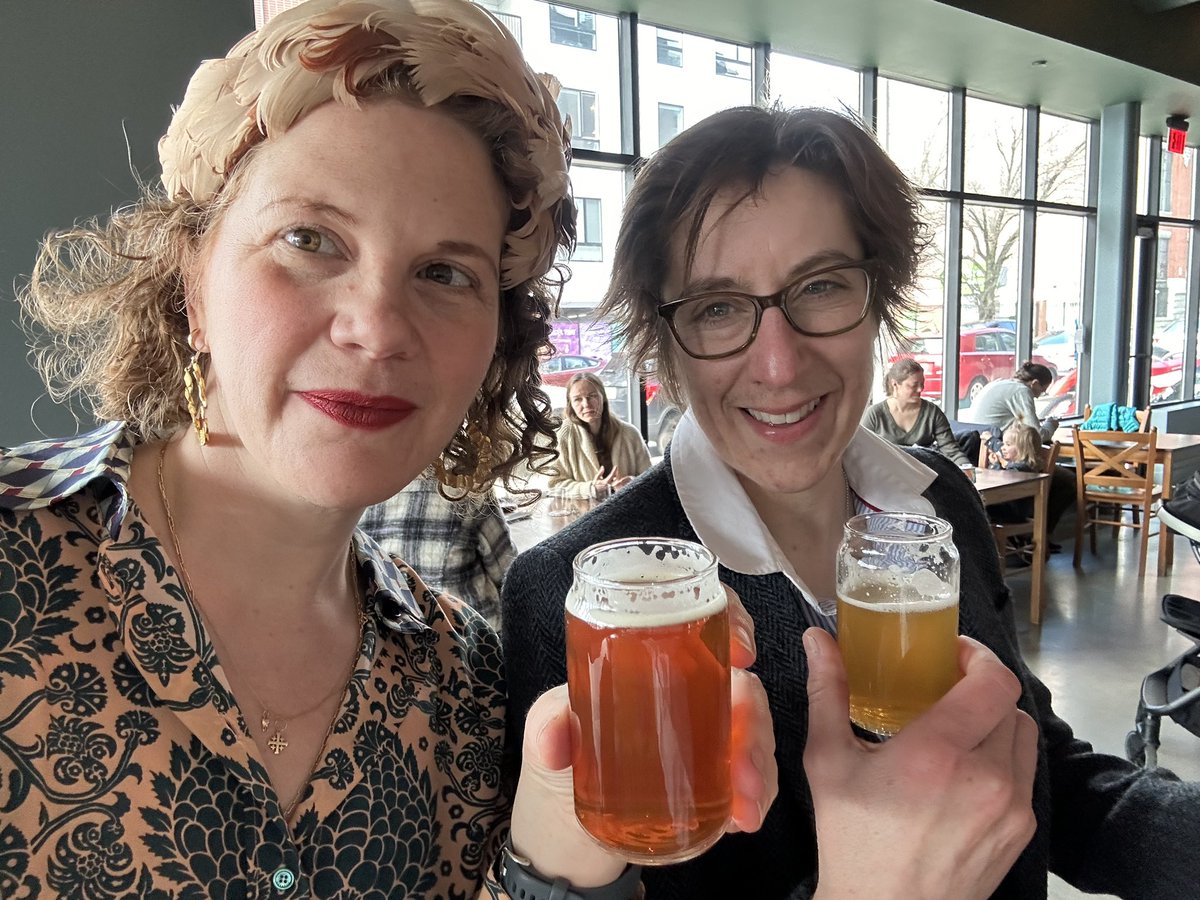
[
  {"x1": 1030, "y1": 476, "x2": 1048, "y2": 625},
  {"x1": 1161, "y1": 449, "x2": 1175, "y2": 573}
]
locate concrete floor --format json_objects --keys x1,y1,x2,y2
[{"x1": 1008, "y1": 525, "x2": 1200, "y2": 898}]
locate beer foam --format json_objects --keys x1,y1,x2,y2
[
  {"x1": 836, "y1": 588, "x2": 956, "y2": 614},
  {"x1": 569, "y1": 593, "x2": 728, "y2": 629}
]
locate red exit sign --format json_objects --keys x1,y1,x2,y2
[{"x1": 1168, "y1": 127, "x2": 1188, "y2": 154}]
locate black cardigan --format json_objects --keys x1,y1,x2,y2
[{"x1": 501, "y1": 447, "x2": 1200, "y2": 899}]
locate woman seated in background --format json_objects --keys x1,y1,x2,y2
[
  {"x1": 861, "y1": 358, "x2": 972, "y2": 467},
  {"x1": 548, "y1": 371, "x2": 651, "y2": 498}
]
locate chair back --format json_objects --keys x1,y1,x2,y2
[
  {"x1": 1081, "y1": 403, "x2": 1151, "y2": 433},
  {"x1": 1072, "y1": 427, "x2": 1158, "y2": 495}
]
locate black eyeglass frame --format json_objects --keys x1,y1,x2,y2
[{"x1": 656, "y1": 260, "x2": 877, "y2": 360}]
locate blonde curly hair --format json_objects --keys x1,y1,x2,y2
[{"x1": 18, "y1": 0, "x2": 575, "y2": 492}]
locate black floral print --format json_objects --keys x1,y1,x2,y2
[{"x1": 0, "y1": 426, "x2": 511, "y2": 898}]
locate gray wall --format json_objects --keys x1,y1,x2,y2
[{"x1": 0, "y1": 1, "x2": 253, "y2": 446}]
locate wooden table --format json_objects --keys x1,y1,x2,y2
[
  {"x1": 974, "y1": 468, "x2": 1051, "y2": 625},
  {"x1": 1053, "y1": 427, "x2": 1200, "y2": 501},
  {"x1": 1052, "y1": 427, "x2": 1200, "y2": 573},
  {"x1": 506, "y1": 495, "x2": 600, "y2": 552}
]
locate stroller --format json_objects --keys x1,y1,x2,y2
[{"x1": 1124, "y1": 482, "x2": 1200, "y2": 768}]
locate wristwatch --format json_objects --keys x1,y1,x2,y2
[{"x1": 497, "y1": 838, "x2": 642, "y2": 900}]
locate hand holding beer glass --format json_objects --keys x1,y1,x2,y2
[
  {"x1": 835, "y1": 513, "x2": 961, "y2": 737},
  {"x1": 565, "y1": 538, "x2": 731, "y2": 863}
]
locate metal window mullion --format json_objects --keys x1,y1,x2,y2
[
  {"x1": 941, "y1": 88, "x2": 965, "y2": 411},
  {"x1": 753, "y1": 42, "x2": 770, "y2": 108},
  {"x1": 1184, "y1": 166, "x2": 1200, "y2": 400},
  {"x1": 618, "y1": 12, "x2": 638, "y2": 158},
  {"x1": 1078, "y1": 211, "x2": 1098, "y2": 415},
  {"x1": 1017, "y1": 106, "x2": 1039, "y2": 362},
  {"x1": 860, "y1": 67, "x2": 878, "y2": 131},
  {"x1": 1147, "y1": 135, "x2": 1162, "y2": 216}
]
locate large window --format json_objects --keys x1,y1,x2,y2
[
  {"x1": 1038, "y1": 114, "x2": 1089, "y2": 205},
  {"x1": 636, "y1": 24, "x2": 755, "y2": 154},
  {"x1": 549, "y1": 5, "x2": 596, "y2": 50},
  {"x1": 878, "y1": 79, "x2": 950, "y2": 191},
  {"x1": 767, "y1": 53, "x2": 860, "y2": 113},
  {"x1": 556, "y1": 87, "x2": 599, "y2": 150},
  {"x1": 964, "y1": 97, "x2": 1025, "y2": 199}
]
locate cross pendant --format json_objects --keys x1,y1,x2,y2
[{"x1": 267, "y1": 732, "x2": 288, "y2": 755}]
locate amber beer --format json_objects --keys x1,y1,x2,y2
[
  {"x1": 566, "y1": 538, "x2": 731, "y2": 864},
  {"x1": 835, "y1": 514, "x2": 961, "y2": 737}
]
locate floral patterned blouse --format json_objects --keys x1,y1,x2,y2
[{"x1": 0, "y1": 423, "x2": 511, "y2": 899}]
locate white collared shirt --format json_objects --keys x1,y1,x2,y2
[{"x1": 672, "y1": 408, "x2": 937, "y2": 626}]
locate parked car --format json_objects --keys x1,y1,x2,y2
[
  {"x1": 538, "y1": 353, "x2": 606, "y2": 386},
  {"x1": 644, "y1": 380, "x2": 681, "y2": 453},
  {"x1": 1038, "y1": 348, "x2": 1183, "y2": 418},
  {"x1": 1032, "y1": 330, "x2": 1080, "y2": 376},
  {"x1": 891, "y1": 327, "x2": 1057, "y2": 404}
]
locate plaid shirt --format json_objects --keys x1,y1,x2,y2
[{"x1": 360, "y1": 474, "x2": 515, "y2": 627}]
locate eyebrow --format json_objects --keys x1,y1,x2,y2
[
  {"x1": 259, "y1": 197, "x2": 359, "y2": 227},
  {"x1": 258, "y1": 200, "x2": 500, "y2": 279},
  {"x1": 679, "y1": 249, "x2": 861, "y2": 296}
]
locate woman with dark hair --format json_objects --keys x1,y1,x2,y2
[
  {"x1": 549, "y1": 371, "x2": 651, "y2": 499},
  {"x1": 962, "y1": 360, "x2": 1060, "y2": 442},
  {"x1": 501, "y1": 105, "x2": 1200, "y2": 899},
  {"x1": 861, "y1": 358, "x2": 972, "y2": 466},
  {"x1": 0, "y1": 3, "x2": 778, "y2": 895}
]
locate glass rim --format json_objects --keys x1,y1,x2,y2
[
  {"x1": 571, "y1": 536, "x2": 717, "y2": 591},
  {"x1": 843, "y1": 512, "x2": 952, "y2": 543}
]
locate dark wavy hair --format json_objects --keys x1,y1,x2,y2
[{"x1": 599, "y1": 106, "x2": 923, "y2": 406}]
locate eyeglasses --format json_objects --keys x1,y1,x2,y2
[{"x1": 657, "y1": 260, "x2": 875, "y2": 360}]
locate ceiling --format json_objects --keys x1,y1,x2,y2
[{"x1": 574, "y1": 0, "x2": 1200, "y2": 141}]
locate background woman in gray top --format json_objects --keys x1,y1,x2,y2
[{"x1": 861, "y1": 359, "x2": 971, "y2": 466}]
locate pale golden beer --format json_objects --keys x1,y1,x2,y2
[
  {"x1": 565, "y1": 538, "x2": 731, "y2": 864},
  {"x1": 835, "y1": 514, "x2": 960, "y2": 736},
  {"x1": 837, "y1": 582, "x2": 960, "y2": 735}
]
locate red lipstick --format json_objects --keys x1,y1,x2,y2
[{"x1": 299, "y1": 390, "x2": 415, "y2": 430}]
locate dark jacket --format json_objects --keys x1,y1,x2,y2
[{"x1": 501, "y1": 448, "x2": 1200, "y2": 899}]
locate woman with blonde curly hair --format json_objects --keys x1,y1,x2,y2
[{"x1": 0, "y1": 1, "x2": 776, "y2": 896}]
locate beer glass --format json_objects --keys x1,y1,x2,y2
[
  {"x1": 565, "y1": 537, "x2": 731, "y2": 864},
  {"x1": 835, "y1": 513, "x2": 960, "y2": 737}
]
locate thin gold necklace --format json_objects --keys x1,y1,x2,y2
[{"x1": 155, "y1": 442, "x2": 364, "y2": 764}]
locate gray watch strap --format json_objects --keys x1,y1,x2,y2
[{"x1": 498, "y1": 839, "x2": 642, "y2": 900}]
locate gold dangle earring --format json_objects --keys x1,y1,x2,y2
[
  {"x1": 433, "y1": 415, "x2": 493, "y2": 496},
  {"x1": 183, "y1": 332, "x2": 209, "y2": 447}
]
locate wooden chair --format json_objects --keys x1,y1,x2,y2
[
  {"x1": 985, "y1": 442, "x2": 1060, "y2": 571},
  {"x1": 1071, "y1": 427, "x2": 1163, "y2": 577}
]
